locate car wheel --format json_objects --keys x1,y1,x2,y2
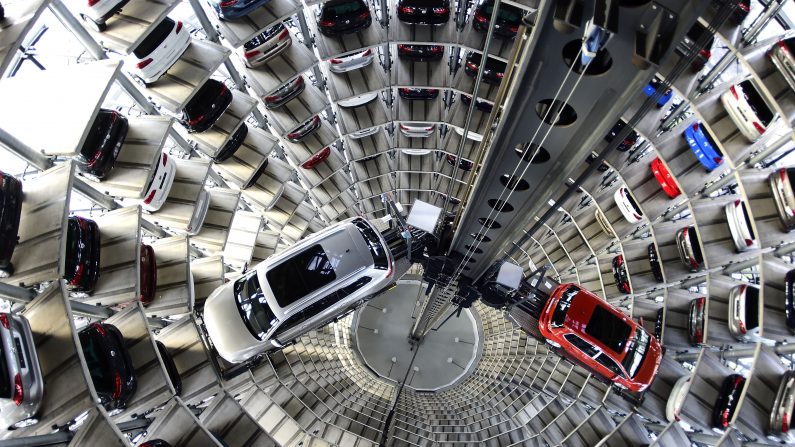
[
  {"x1": 0, "y1": 263, "x2": 14, "y2": 279},
  {"x1": 80, "y1": 172, "x2": 102, "y2": 183},
  {"x1": 80, "y1": 14, "x2": 107, "y2": 32},
  {"x1": 9, "y1": 417, "x2": 38, "y2": 430},
  {"x1": 70, "y1": 290, "x2": 90, "y2": 299}
]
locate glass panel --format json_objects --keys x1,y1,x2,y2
[
  {"x1": 133, "y1": 18, "x2": 174, "y2": 59},
  {"x1": 584, "y1": 306, "x2": 632, "y2": 353},
  {"x1": 596, "y1": 353, "x2": 624, "y2": 377},
  {"x1": 621, "y1": 328, "x2": 650, "y2": 378},
  {"x1": 235, "y1": 272, "x2": 276, "y2": 340},
  {"x1": 266, "y1": 244, "x2": 337, "y2": 307},
  {"x1": 564, "y1": 333, "x2": 599, "y2": 357}
]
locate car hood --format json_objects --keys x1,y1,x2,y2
[{"x1": 203, "y1": 282, "x2": 262, "y2": 363}]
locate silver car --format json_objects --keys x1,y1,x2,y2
[
  {"x1": 728, "y1": 284, "x2": 760, "y2": 342},
  {"x1": 399, "y1": 123, "x2": 435, "y2": 138},
  {"x1": 770, "y1": 167, "x2": 795, "y2": 231},
  {"x1": 676, "y1": 226, "x2": 703, "y2": 271},
  {"x1": 187, "y1": 189, "x2": 210, "y2": 235},
  {"x1": 203, "y1": 217, "x2": 394, "y2": 363},
  {"x1": 328, "y1": 48, "x2": 375, "y2": 73},
  {"x1": 770, "y1": 37, "x2": 795, "y2": 93},
  {"x1": 238, "y1": 23, "x2": 292, "y2": 69},
  {"x1": 725, "y1": 199, "x2": 757, "y2": 252},
  {"x1": 770, "y1": 370, "x2": 795, "y2": 441},
  {"x1": 0, "y1": 313, "x2": 43, "y2": 430}
]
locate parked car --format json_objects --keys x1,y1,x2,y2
[
  {"x1": 139, "y1": 440, "x2": 172, "y2": 447},
  {"x1": 728, "y1": 284, "x2": 760, "y2": 342},
  {"x1": 612, "y1": 255, "x2": 631, "y2": 294},
  {"x1": 328, "y1": 48, "x2": 374, "y2": 73},
  {"x1": 0, "y1": 172, "x2": 23, "y2": 278},
  {"x1": 397, "y1": 44, "x2": 444, "y2": 61},
  {"x1": 214, "y1": 124, "x2": 248, "y2": 163},
  {"x1": 464, "y1": 52, "x2": 506, "y2": 85},
  {"x1": 770, "y1": 167, "x2": 795, "y2": 232},
  {"x1": 688, "y1": 297, "x2": 706, "y2": 345},
  {"x1": 446, "y1": 154, "x2": 474, "y2": 171},
  {"x1": 287, "y1": 115, "x2": 321, "y2": 143},
  {"x1": 264, "y1": 76, "x2": 305, "y2": 109},
  {"x1": 461, "y1": 94, "x2": 493, "y2": 113},
  {"x1": 139, "y1": 244, "x2": 157, "y2": 305},
  {"x1": 301, "y1": 147, "x2": 332, "y2": 169},
  {"x1": 666, "y1": 375, "x2": 692, "y2": 422},
  {"x1": 179, "y1": 79, "x2": 232, "y2": 133},
  {"x1": 79, "y1": 0, "x2": 128, "y2": 32},
  {"x1": 472, "y1": 0, "x2": 522, "y2": 38},
  {"x1": 648, "y1": 243, "x2": 663, "y2": 283},
  {"x1": 154, "y1": 341, "x2": 181, "y2": 396},
  {"x1": 337, "y1": 92, "x2": 378, "y2": 108},
  {"x1": 683, "y1": 121, "x2": 723, "y2": 171},
  {"x1": 65, "y1": 216, "x2": 101, "y2": 295},
  {"x1": 787, "y1": 269, "x2": 795, "y2": 333},
  {"x1": 712, "y1": 374, "x2": 746, "y2": 429},
  {"x1": 75, "y1": 109, "x2": 129, "y2": 182},
  {"x1": 0, "y1": 313, "x2": 43, "y2": 430},
  {"x1": 350, "y1": 126, "x2": 379, "y2": 139},
  {"x1": 538, "y1": 283, "x2": 663, "y2": 392},
  {"x1": 725, "y1": 200, "x2": 757, "y2": 252},
  {"x1": 595, "y1": 208, "x2": 614, "y2": 237},
  {"x1": 643, "y1": 78, "x2": 673, "y2": 109},
  {"x1": 187, "y1": 190, "x2": 210, "y2": 235},
  {"x1": 399, "y1": 123, "x2": 435, "y2": 138},
  {"x1": 581, "y1": 19, "x2": 611, "y2": 65},
  {"x1": 770, "y1": 371, "x2": 795, "y2": 441},
  {"x1": 650, "y1": 157, "x2": 681, "y2": 199},
  {"x1": 78, "y1": 323, "x2": 137, "y2": 412},
  {"x1": 770, "y1": 37, "x2": 795, "y2": 93},
  {"x1": 317, "y1": 0, "x2": 372, "y2": 37},
  {"x1": 675, "y1": 22, "x2": 714, "y2": 72},
  {"x1": 398, "y1": 88, "x2": 439, "y2": 100},
  {"x1": 453, "y1": 126, "x2": 482, "y2": 142},
  {"x1": 140, "y1": 152, "x2": 176, "y2": 212},
  {"x1": 604, "y1": 119, "x2": 639, "y2": 152},
  {"x1": 207, "y1": 0, "x2": 270, "y2": 20},
  {"x1": 203, "y1": 217, "x2": 394, "y2": 363},
  {"x1": 397, "y1": 0, "x2": 449, "y2": 24},
  {"x1": 239, "y1": 23, "x2": 291, "y2": 68},
  {"x1": 127, "y1": 17, "x2": 190, "y2": 85},
  {"x1": 721, "y1": 80, "x2": 776, "y2": 142},
  {"x1": 676, "y1": 225, "x2": 703, "y2": 272},
  {"x1": 614, "y1": 186, "x2": 644, "y2": 223}
]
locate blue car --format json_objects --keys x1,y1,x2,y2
[
  {"x1": 684, "y1": 121, "x2": 723, "y2": 171},
  {"x1": 208, "y1": 0, "x2": 270, "y2": 20},
  {"x1": 581, "y1": 20, "x2": 611, "y2": 65},
  {"x1": 644, "y1": 78, "x2": 673, "y2": 107}
]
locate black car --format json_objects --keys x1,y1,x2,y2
[
  {"x1": 446, "y1": 154, "x2": 473, "y2": 171},
  {"x1": 318, "y1": 0, "x2": 372, "y2": 37},
  {"x1": 472, "y1": 0, "x2": 523, "y2": 38},
  {"x1": 648, "y1": 243, "x2": 663, "y2": 283},
  {"x1": 264, "y1": 76, "x2": 305, "y2": 109},
  {"x1": 464, "y1": 52, "x2": 506, "y2": 85},
  {"x1": 461, "y1": 94, "x2": 493, "y2": 113},
  {"x1": 0, "y1": 173, "x2": 23, "y2": 278},
  {"x1": 79, "y1": 323, "x2": 137, "y2": 412},
  {"x1": 75, "y1": 109, "x2": 129, "y2": 182},
  {"x1": 398, "y1": 88, "x2": 439, "y2": 100},
  {"x1": 65, "y1": 216, "x2": 101, "y2": 295},
  {"x1": 180, "y1": 79, "x2": 232, "y2": 133},
  {"x1": 675, "y1": 22, "x2": 714, "y2": 72},
  {"x1": 397, "y1": 0, "x2": 450, "y2": 24},
  {"x1": 612, "y1": 255, "x2": 631, "y2": 294},
  {"x1": 287, "y1": 115, "x2": 321, "y2": 143},
  {"x1": 713, "y1": 374, "x2": 746, "y2": 429},
  {"x1": 155, "y1": 341, "x2": 182, "y2": 396},
  {"x1": 786, "y1": 269, "x2": 795, "y2": 333},
  {"x1": 604, "y1": 119, "x2": 639, "y2": 152},
  {"x1": 688, "y1": 297, "x2": 706, "y2": 345},
  {"x1": 139, "y1": 441, "x2": 172, "y2": 447},
  {"x1": 397, "y1": 44, "x2": 444, "y2": 61},
  {"x1": 214, "y1": 124, "x2": 248, "y2": 162}
]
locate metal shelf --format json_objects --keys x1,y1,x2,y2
[
  {"x1": 191, "y1": 187, "x2": 240, "y2": 255},
  {"x1": 0, "y1": 0, "x2": 51, "y2": 76},
  {"x1": 212, "y1": 125, "x2": 278, "y2": 189},
  {"x1": 199, "y1": 0, "x2": 300, "y2": 48},
  {"x1": 266, "y1": 82, "x2": 330, "y2": 135}
]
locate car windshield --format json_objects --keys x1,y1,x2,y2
[
  {"x1": 234, "y1": 271, "x2": 277, "y2": 340},
  {"x1": 324, "y1": 0, "x2": 366, "y2": 16},
  {"x1": 353, "y1": 219, "x2": 388, "y2": 269},
  {"x1": 625, "y1": 189, "x2": 642, "y2": 215},
  {"x1": 0, "y1": 344, "x2": 10, "y2": 398},
  {"x1": 80, "y1": 111, "x2": 113, "y2": 159},
  {"x1": 482, "y1": 3, "x2": 522, "y2": 22},
  {"x1": 688, "y1": 228, "x2": 704, "y2": 263},
  {"x1": 621, "y1": 328, "x2": 651, "y2": 378},
  {"x1": 551, "y1": 285, "x2": 579, "y2": 328},
  {"x1": 133, "y1": 18, "x2": 174, "y2": 59},
  {"x1": 585, "y1": 305, "x2": 632, "y2": 354},
  {"x1": 266, "y1": 244, "x2": 337, "y2": 307}
]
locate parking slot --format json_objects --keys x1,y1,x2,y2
[{"x1": 147, "y1": 236, "x2": 194, "y2": 318}]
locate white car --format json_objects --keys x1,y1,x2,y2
[
  {"x1": 720, "y1": 80, "x2": 777, "y2": 142},
  {"x1": 337, "y1": 92, "x2": 379, "y2": 108},
  {"x1": 141, "y1": 152, "x2": 176, "y2": 212},
  {"x1": 187, "y1": 189, "x2": 210, "y2": 235},
  {"x1": 239, "y1": 22, "x2": 291, "y2": 69},
  {"x1": 328, "y1": 48, "x2": 375, "y2": 73},
  {"x1": 614, "y1": 186, "x2": 643, "y2": 223},
  {"x1": 350, "y1": 126, "x2": 380, "y2": 139},
  {"x1": 454, "y1": 126, "x2": 483, "y2": 142},
  {"x1": 80, "y1": 0, "x2": 127, "y2": 32},
  {"x1": 203, "y1": 217, "x2": 394, "y2": 363},
  {"x1": 402, "y1": 149, "x2": 431, "y2": 155},
  {"x1": 666, "y1": 375, "x2": 692, "y2": 422},
  {"x1": 725, "y1": 199, "x2": 757, "y2": 252},
  {"x1": 595, "y1": 208, "x2": 614, "y2": 237},
  {"x1": 399, "y1": 123, "x2": 435, "y2": 138},
  {"x1": 728, "y1": 284, "x2": 762, "y2": 342},
  {"x1": 127, "y1": 17, "x2": 190, "y2": 85}
]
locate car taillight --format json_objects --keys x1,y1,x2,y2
[
  {"x1": 633, "y1": 213, "x2": 641, "y2": 220},
  {"x1": 244, "y1": 50, "x2": 261, "y2": 59},
  {"x1": 721, "y1": 409, "x2": 730, "y2": 428},
  {"x1": 330, "y1": 58, "x2": 343, "y2": 64},
  {"x1": 714, "y1": 157, "x2": 723, "y2": 165},
  {"x1": 13, "y1": 374, "x2": 22, "y2": 406},
  {"x1": 112, "y1": 372, "x2": 122, "y2": 399},
  {"x1": 433, "y1": 7, "x2": 448, "y2": 14},
  {"x1": 475, "y1": 13, "x2": 488, "y2": 22},
  {"x1": 399, "y1": 88, "x2": 411, "y2": 94},
  {"x1": 288, "y1": 132, "x2": 300, "y2": 140},
  {"x1": 265, "y1": 95, "x2": 279, "y2": 102},
  {"x1": 399, "y1": 124, "x2": 409, "y2": 130},
  {"x1": 509, "y1": 25, "x2": 519, "y2": 32},
  {"x1": 162, "y1": 152, "x2": 168, "y2": 166},
  {"x1": 0, "y1": 314, "x2": 9, "y2": 329},
  {"x1": 692, "y1": 122, "x2": 699, "y2": 131},
  {"x1": 362, "y1": 48, "x2": 372, "y2": 56},
  {"x1": 739, "y1": 2, "x2": 749, "y2": 12},
  {"x1": 137, "y1": 58, "x2": 153, "y2": 69},
  {"x1": 738, "y1": 320, "x2": 746, "y2": 334},
  {"x1": 400, "y1": 5, "x2": 413, "y2": 13},
  {"x1": 278, "y1": 29, "x2": 290, "y2": 40},
  {"x1": 784, "y1": 412, "x2": 790, "y2": 433},
  {"x1": 430, "y1": 46, "x2": 443, "y2": 53},
  {"x1": 187, "y1": 115, "x2": 205, "y2": 126},
  {"x1": 295, "y1": 76, "x2": 304, "y2": 86},
  {"x1": 730, "y1": 85, "x2": 739, "y2": 100},
  {"x1": 699, "y1": 49, "x2": 711, "y2": 59},
  {"x1": 175, "y1": 21, "x2": 183, "y2": 34},
  {"x1": 88, "y1": 0, "x2": 100, "y2": 6},
  {"x1": 466, "y1": 62, "x2": 478, "y2": 71},
  {"x1": 319, "y1": 19, "x2": 335, "y2": 26},
  {"x1": 779, "y1": 41, "x2": 791, "y2": 54},
  {"x1": 301, "y1": 147, "x2": 331, "y2": 169},
  {"x1": 496, "y1": 72, "x2": 504, "y2": 78},
  {"x1": 220, "y1": 0, "x2": 237, "y2": 6},
  {"x1": 93, "y1": 323, "x2": 106, "y2": 336},
  {"x1": 623, "y1": 281, "x2": 630, "y2": 291},
  {"x1": 753, "y1": 121, "x2": 766, "y2": 134},
  {"x1": 358, "y1": 11, "x2": 370, "y2": 19},
  {"x1": 690, "y1": 258, "x2": 699, "y2": 270},
  {"x1": 398, "y1": 44, "x2": 409, "y2": 52},
  {"x1": 143, "y1": 190, "x2": 157, "y2": 205},
  {"x1": 425, "y1": 126, "x2": 434, "y2": 131},
  {"x1": 745, "y1": 238, "x2": 754, "y2": 246}
]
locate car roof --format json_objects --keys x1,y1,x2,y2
[{"x1": 564, "y1": 287, "x2": 633, "y2": 357}]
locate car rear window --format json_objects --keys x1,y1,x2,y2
[
  {"x1": 353, "y1": 219, "x2": 388, "y2": 270},
  {"x1": 185, "y1": 80, "x2": 222, "y2": 116},
  {"x1": 585, "y1": 305, "x2": 632, "y2": 354},
  {"x1": 80, "y1": 330, "x2": 113, "y2": 393},
  {"x1": 66, "y1": 218, "x2": 80, "y2": 277},
  {"x1": 482, "y1": 2, "x2": 522, "y2": 22},
  {"x1": 745, "y1": 286, "x2": 760, "y2": 330},
  {"x1": 0, "y1": 344, "x2": 11, "y2": 398},
  {"x1": 244, "y1": 23, "x2": 284, "y2": 50},
  {"x1": 625, "y1": 189, "x2": 642, "y2": 215},
  {"x1": 688, "y1": 227, "x2": 704, "y2": 263},
  {"x1": 267, "y1": 244, "x2": 337, "y2": 307},
  {"x1": 403, "y1": 0, "x2": 447, "y2": 7},
  {"x1": 80, "y1": 112, "x2": 113, "y2": 159},
  {"x1": 133, "y1": 17, "x2": 175, "y2": 59},
  {"x1": 739, "y1": 80, "x2": 775, "y2": 126},
  {"x1": 323, "y1": 0, "x2": 366, "y2": 17},
  {"x1": 740, "y1": 202, "x2": 755, "y2": 240}
]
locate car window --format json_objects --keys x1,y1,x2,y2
[
  {"x1": 551, "y1": 285, "x2": 578, "y2": 328},
  {"x1": 624, "y1": 189, "x2": 642, "y2": 215},
  {"x1": 267, "y1": 244, "x2": 337, "y2": 307},
  {"x1": 186, "y1": 81, "x2": 222, "y2": 116},
  {"x1": 275, "y1": 311, "x2": 306, "y2": 336},
  {"x1": 687, "y1": 228, "x2": 704, "y2": 263},
  {"x1": 740, "y1": 202, "x2": 755, "y2": 239},
  {"x1": 79, "y1": 331, "x2": 112, "y2": 392},
  {"x1": 621, "y1": 328, "x2": 650, "y2": 378},
  {"x1": 353, "y1": 220, "x2": 388, "y2": 270},
  {"x1": 745, "y1": 286, "x2": 760, "y2": 330},
  {"x1": 564, "y1": 333, "x2": 599, "y2": 358},
  {"x1": 739, "y1": 80, "x2": 775, "y2": 125},
  {"x1": 596, "y1": 353, "x2": 624, "y2": 378},
  {"x1": 324, "y1": 0, "x2": 366, "y2": 16},
  {"x1": 0, "y1": 343, "x2": 11, "y2": 398},
  {"x1": 133, "y1": 17, "x2": 175, "y2": 59},
  {"x1": 234, "y1": 272, "x2": 277, "y2": 340},
  {"x1": 585, "y1": 305, "x2": 632, "y2": 354}
]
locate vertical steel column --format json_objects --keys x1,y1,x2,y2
[
  {"x1": 657, "y1": 100, "x2": 690, "y2": 132},
  {"x1": 696, "y1": 50, "x2": 737, "y2": 93},
  {"x1": 380, "y1": 0, "x2": 389, "y2": 27},
  {"x1": 0, "y1": 127, "x2": 52, "y2": 170},
  {"x1": 743, "y1": 0, "x2": 787, "y2": 44}
]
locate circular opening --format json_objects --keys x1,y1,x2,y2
[
  {"x1": 536, "y1": 99, "x2": 577, "y2": 126},
  {"x1": 478, "y1": 218, "x2": 501, "y2": 229},
  {"x1": 488, "y1": 199, "x2": 514, "y2": 213},
  {"x1": 465, "y1": 244, "x2": 484, "y2": 254},
  {"x1": 499, "y1": 174, "x2": 530, "y2": 191},
  {"x1": 515, "y1": 143, "x2": 551, "y2": 163},
  {"x1": 471, "y1": 232, "x2": 491, "y2": 242},
  {"x1": 562, "y1": 40, "x2": 612, "y2": 75}
]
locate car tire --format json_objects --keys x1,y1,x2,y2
[
  {"x1": 0, "y1": 263, "x2": 14, "y2": 279},
  {"x1": 9, "y1": 417, "x2": 38, "y2": 430},
  {"x1": 80, "y1": 172, "x2": 102, "y2": 183},
  {"x1": 80, "y1": 14, "x2": 107, "y2": 32}
]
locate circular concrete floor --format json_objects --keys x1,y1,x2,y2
[{"x1": 354, "y1": 280, "x2": 481, "y2": 391}]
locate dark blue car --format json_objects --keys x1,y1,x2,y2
[
  {"x1": 684, "y1": 121, "x2": 723, "y2": 171},
  {"x1": 208, "y1": 0, "x2": 270, "y2": 20},
  {"x1": 644, "y1": 78, "x2": 673, "y2": 107}
]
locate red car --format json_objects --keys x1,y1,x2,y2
[
  {"x1": 539, "y1": 283, "x2": 663, "y2": 392},
  {"x1": 651, "y1": 157, "x2": 681, "y2": 198}
]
